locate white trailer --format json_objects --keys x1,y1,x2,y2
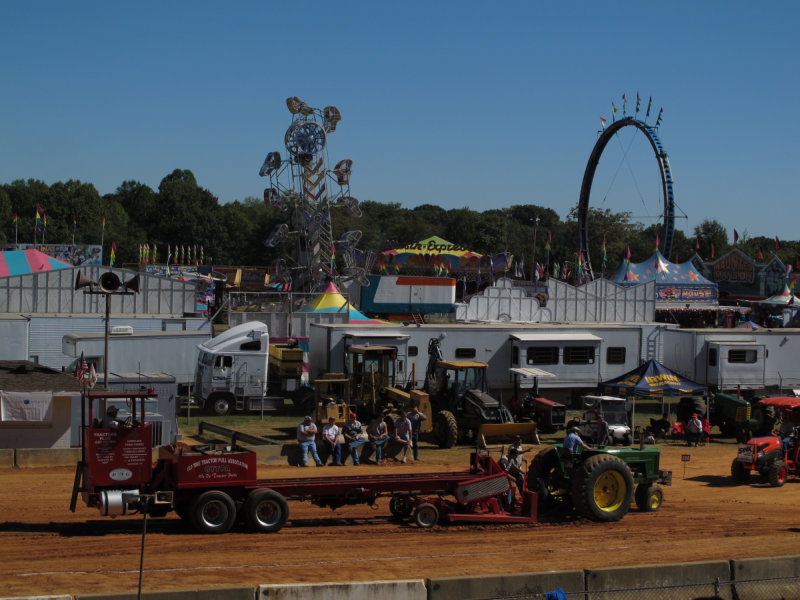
[
  {"x1": 62, "y1": 328, "x2": 210, "y2": 395},
  {"x1": 309, "y1": 322, "x2": 649, "y2": 405},
  {"x1": 661, "y1": 328, "x2": 800, "y2": 392}
]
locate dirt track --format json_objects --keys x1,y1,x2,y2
[{"x1": 2, "y1": 440, "x2": 800, "y2": 597}]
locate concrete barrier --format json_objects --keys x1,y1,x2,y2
[
  {"x1": 75, "y1": 586, "x2": 255, "y2": 600},
  {"x1": 428, "y1": 571, "x2": 584, "y2": 600},
  {"x1": 0, "y1": 448, "x2": 14, "y2": 468},
  {"x1": 15, "y1": 448, "x2": 80, "y2": 468},
  {"x1": 586, "y1": 560, "x2": 732, "y2": 600},
  {"x1": 732, "y1": 554, "x2": 800, "y2": 600},
  {"x1": 259, "y1": 579, "x2": 426, "y2": 600}
]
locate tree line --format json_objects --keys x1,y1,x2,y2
[{"x1": 1, "y1": 170, "x2": 797, "y2": 277}]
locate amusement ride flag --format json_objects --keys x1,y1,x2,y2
[{"x1": 733, "y1": 229, "x2": 739, "y2": 245}]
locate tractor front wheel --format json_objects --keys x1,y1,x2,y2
[
  {"x1": 571, "y1": 454, "x2": 634, "y2": 522},
  {"x1": 731, "y1": 458, "x2": 750, "y2": 483},
  {"x1": 768, "y1": 460, "x2": 788, "y2": 487},
  {"x1": 433, "y1": 410, "x2": 458, "y2": 448},
  {"x1": 634, "y1": 483, "x2": 664, "y2": 512},
  {"x1": 414, "y1": 502, "x2": 439, "y2": 529}
]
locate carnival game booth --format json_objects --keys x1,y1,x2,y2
[{"x1": 598, "y1": 359, "x2": 708, "y2": 441}]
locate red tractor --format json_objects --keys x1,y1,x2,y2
[{"x1": 731, "y1": 397, "x2": 800, "y2": 487}]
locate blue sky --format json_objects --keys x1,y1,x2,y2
[{"x1": 1, "y1": 1, "x2": 798, "y2": 241}]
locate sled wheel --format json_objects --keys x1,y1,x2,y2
[
  {"x1": 389, "y1": 494, "x2": 414, "y2": 520},
  {"x1": 634, "y1": 483, "x2": 664, "y2": 512},
  {"x1": 572, "y1": 454, "x2": 634, "y2": 522},
  {"x1": 730, "y1": 458, "x2": 750, "y2": 483},
  {"x1": 243, "y1": 488, "x2": 289, "y2": 533},
  {"x1": 414, "y1": 503, "x2": 439, "y2": 529},
  {"x1": 189, "y1": 490, "x2": 237, "y2": 533},
  {"x1": 768, "y1": 460, "x2": 788, "y2": 487},
  {"x1": 433, "y1": 410, "x2": 458, "y2": 448}
]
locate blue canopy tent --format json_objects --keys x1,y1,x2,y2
[
  {"x1": 599, "y1": 359, "x2": 708, "y2": 435},
  {"x1": 599, "y1": 359, "x2": 707, "y2": 397}
]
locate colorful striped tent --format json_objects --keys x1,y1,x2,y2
[
  {"x1": 298, "y1": 282, "x2": 387, "y2": 324},
  {"x1": 0, "y1": 249, "x2": 73, "y2": 278}
]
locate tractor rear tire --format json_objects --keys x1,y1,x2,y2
[
  {"x1": 634, "y1": 483, "x2": 664, "y2": 512},
  {"x1": 433, "y1": 410, "x2": 458, "y2": 448},
  {"x1": 731, "y1": 458, "x2": 750, "y2": 483},
  {"x1": 768, "y1": 460, "x2": 788, "y2": 487},
  {"x1": 189, "y1": 490, "x2": 237, "y2": 534},
  {"x1": 414, "y1": 503, "x2": 439, "y2": 529},
  {"x1": 752, "y1": 404, "x2": 777, "y2": 436},
  {"x1": 527, "y1": 447, "x2": 562, "y2": 511},
  {"x1": 571, "y1": 454, "x2": 634, "y2": 522},
  {"x1": 243, "y1": 488, "x2": 289, "y2": 533}
]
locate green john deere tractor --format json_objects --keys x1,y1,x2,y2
[{"x1": 527, "y1": 444, "x2": 672, "y2": 522}]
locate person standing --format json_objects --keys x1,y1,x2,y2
[
  {"x1": 366, "y1": 415, "x2": 389, "y2": 464},
  {"x1": 594, "y1": 414, "x2": 610, "y2": 445},
  {"x1": 394, "y1": 410, "x2": 413, "y2": 464},
  {"x1": 322, "y1": 416, "x2": 343, "y2": 465},
  {"x1": 342, "y1": 412, "x2": 367, "y2": 465},
  {"x1": 296, "y1": 415, "x2": 323, "y2": 467},
  {"x1": 407, "y1": 406, "x2": 427, "y2": 461}
]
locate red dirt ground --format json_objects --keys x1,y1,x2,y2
[{"x1": 2, "y1": 440, "x2": 799, "y2": 597}]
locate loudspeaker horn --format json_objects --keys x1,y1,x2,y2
[
  {"x1": 75, "y1": 272, "x2": 94, "y2": 291},
  {"x1": 124, "y1": 274, "x2": 141, "y2": 294},
  {"x1": 99, "y1": 271, "x2": 121, "y2": 293}
]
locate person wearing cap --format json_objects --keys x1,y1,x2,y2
[
  {"x1": 322, "y1": 416, "x2": 343, "y2": 466},
  {"x1": 563, "y1": 426, "x2": 590, "y2": 455},
  {"x1": 394, "y1": 410, "x2": 413, "y2": 464},
  {"x1": 407, "y1": 406, "x2": 427, "y2": 461},
  {"x1": 686, "y1": 413, "x2": 703, "y2": 447},
  {"x1": 499, "y1": 443, "x2": 526, "y2": 504},
  {"x1": 297, "y1": 416, "x2": 323, "y2": 467},
  {"x1": 342, "y1": 412, "x2": 367, "y2": 465}
]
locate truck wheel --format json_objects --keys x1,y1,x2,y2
[
  {"x1": 768, "y1": 460, "x2": 788, "y2": 487},
  {"x1": 433, "y1": 410, "x2": 458, "y2": 448},
  {"x1": 189, "y1": 490, "x2": 237, "y2": 534},
  {"x1": 243, "y1": 488, "x2": 289, "y2": 533},
  {"x1": 209, "y1": 395, "x2": 232, "y2": 416},
  {"x1": 731, "y1": 458, "x2": 750, "y2": 483},
  {"x1": 414, "y1": 502, "x2": 439, "y2": 528},
  {"x1": 634, "y1": 483, "x2": 663, "y2": 512},
  {"x1": 389, "y1": 494, "x2": 414, "y2": 520},
  {"x1": 527, "y1": 447, "x2": 561, "y2": 510},
  {"x1": 622, "y1": 434, "x2": 632, "y2": 446},
  {"x1": 571, "y1": 454, "x2": 634, "y2": 522}
]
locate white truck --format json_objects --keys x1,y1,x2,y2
[
  {"x1": 62, "y1": 327, "x2": 212, "y2": 396},
  {"x1": 194, "y1": 321, "x2": 313, "y2": 416}
]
